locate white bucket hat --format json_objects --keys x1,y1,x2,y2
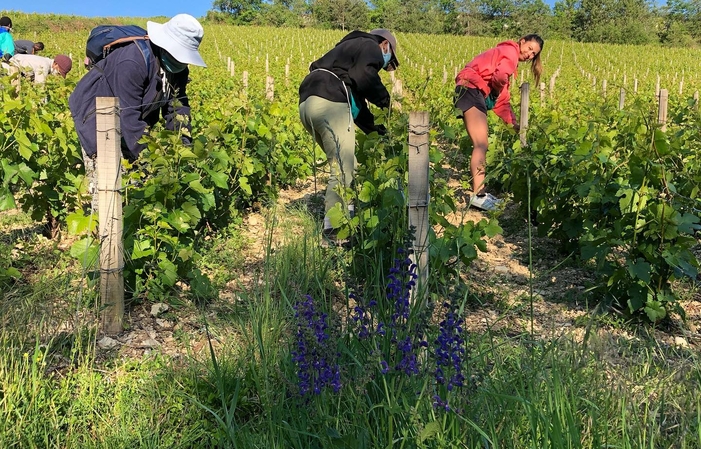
[{"x1": 147, "y1": 14, "x2": 206, "y2": 67}]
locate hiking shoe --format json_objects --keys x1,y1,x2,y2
[{"x1": 469, "y1": 193, "x2": 502, "y2": 211}]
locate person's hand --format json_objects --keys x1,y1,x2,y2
[{"x1": 513, "y1": 123, "x2": 520, "y2": 132}]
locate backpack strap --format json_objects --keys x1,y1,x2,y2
[{"x1": 133, "y1": 39, "x2": 152, "y2": 76}]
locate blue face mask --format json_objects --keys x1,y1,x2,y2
[
  {"x1": 382, "y1": 47, "x2": 392, "y2": 69},
  {"x1": 160, "y1": 50, "x2": 187, "y2": 74}
]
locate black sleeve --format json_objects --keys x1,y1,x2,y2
[
  {"x1": 354, "y1": 101, "x2": 386, "y2": 135},
  {"x1": 348, "y1": 45, "x2": 390, "y2": 109},
  {"x1": 354, "y1": 102, "x2": 376, "y2": 134}
]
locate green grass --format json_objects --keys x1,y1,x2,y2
[{"x1": 1, "y1": 206, "x2": 700, "y2": 448}]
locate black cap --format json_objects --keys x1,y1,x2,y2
[
  {"x1": 0, "y1": 17, "x2": 12, "y2": 28},
  {"x1": 370, "y1": 29, "x2": 399, "y2": 71}
]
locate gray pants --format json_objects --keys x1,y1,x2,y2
[{"x1": 299, "y1": 96, "x2": 356, "y2": 215}]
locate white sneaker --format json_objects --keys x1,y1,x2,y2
[{"x1": 469, "y1": 193, "x2": 502, "y2": 211}]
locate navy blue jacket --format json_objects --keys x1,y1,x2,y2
[{"x1": 69, "y1": 41, "x2": 190, "y2": 160}]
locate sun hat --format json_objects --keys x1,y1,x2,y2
[
  {"x1": 53, "y1": 54, "x2": 72, "y2": 78},
  {"x1": 369, "y1": 29, "x2": 399, "y2": 71},
  {"x1": 0, "y1": 16, "x2": 12, "y2": 29},
  {"x1": 147, "y1": 14, "x2": 206, "y2": 67}
]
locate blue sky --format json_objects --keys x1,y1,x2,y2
[
  {"x1": 8, "y1": 0, "x2": 563, "y2": 20},
  {"x1": 7, "y1": 1, "x2": 214, "y2": 19}
]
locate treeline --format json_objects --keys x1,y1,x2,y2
[{"x1": 205, "y1": 0, "x2": 701, "y2": 46}]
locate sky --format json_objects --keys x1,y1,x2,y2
[
  {"x1": 7, "y1": 1, "x2": 214, "y2": 19},
  {"x1": 7, "y1": 0, "x2": 563, "y2": 20}
]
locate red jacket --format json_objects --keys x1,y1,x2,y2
[{"x1": 456, "y1": 40, "x2": 519, "y2": 125}]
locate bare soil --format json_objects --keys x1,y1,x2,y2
[{"x1": 2, "y1": 173, "x2": 699, "y2": 363}]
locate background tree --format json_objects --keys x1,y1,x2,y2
[
  {"x1": 213, "y1": 0, "x2": 265, "y2": 24},
  {"x1": 206, "y1": 0, "x2": 701, "y2": 46},
  {"x1": 257, "y1": 0, "x2": 309, "y2": 27},
  {"x1": 311, "y1": 0, "x2": 370, "y2": 30},
  {"x1": 550, "y1": 0, "x2": 578, "y2": 39},
  {"x1": 511, "y1": 0, "x2": 551, "y2": 38},
  {"x1": 660, "y1": 0, "x2": 700, "y2": 44},
  {"x1": 447, "y1": 0, "x2": 490, "y2": 35},
  {"x1": 572, "y1": 0, "x2": 656, "y2": 44}
]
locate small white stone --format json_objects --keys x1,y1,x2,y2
[
  {"x1": 674, "y1": 337, "x2": 689, "y2": 349},
  {"x1": 142, "y1": 338, "x2": 160, "y2": 349},
  {"x1": 156, "y1": 319, "x2": 174, "y2": 329},
  {"x1": 150, "y1": 303, "x2": 169, "y2": 317},
  {"x1": 495, "y1": 265, "x2": 509, "y2": 274},
  {"x1": 97, "y1": 336, "x2": 119, "y2": 350}
]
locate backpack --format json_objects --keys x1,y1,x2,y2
[{"x1": 85, "y1": 25, "x2": 152, "y2": 74}]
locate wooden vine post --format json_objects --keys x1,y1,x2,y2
[
  {"x1": 519, "y1": 82, "x2": 530, "y2": 147},
  {"x1": 96, "y1": 97, "x2": 124, "y2": 335},
  {"x1": 549, "y1": 75, "x2": 556, "y2": 99},
  {"x1": 619, "y1": 88, "x2": 625, "y2": 110},
  {"x1": 407, "y1": 111, "x2": 430, "y2": 303},
  {"x1": 655, "y1": 74, "x2": 660, "y2": 97},
  {"x1": 265, "y1": 75, "x2": 274, "y2": 101},
  {"x1": 658, "y1": 89, "x2": 668, "y2": 132},
  {"x1": 694, "y1": 90, "x2": 699, "y2": 110}
]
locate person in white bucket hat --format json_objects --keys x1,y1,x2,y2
[
  {"x1": 69, "y1": 14, "x2": 206, "y2": 212},
  {"x1": 147, "y1": 14, "x2": 206, "y2": 68}
]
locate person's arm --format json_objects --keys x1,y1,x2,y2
[
  {"x1": 492, "y1": 81, "x2": 517, "y2": 125},
  {"x1": 348, "y1": 45, "x2": 390, "y2": 109},
  {"x1": 353, "y1": 101, "x2": 386, "y2": 135},
  {"x1": 489, "y1": 53, "x2": 518, "y2": 96},
  {"x1": 162, "y1": 69, "x2": 192, "y2": 144},
  {"x1": 456, "y1": 66, "x2": 489, "y2": 94}
]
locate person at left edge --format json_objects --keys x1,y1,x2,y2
[
  {"x1": 0, "y1": 17, "x2": 15, "y2": 61},
  {"x1": 298, "y1": 29, "x2": 399, "y2": 241},
  {"x1": 69, "y1": 14, "x2": 206, "y2": 211}
]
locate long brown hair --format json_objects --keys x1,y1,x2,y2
[{"x1": 521, "y1": 34, "x2": 544, "y2": 85}]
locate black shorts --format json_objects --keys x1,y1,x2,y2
[{"x1": 454, "y1": 86, "x2": 486, "y2": 118}]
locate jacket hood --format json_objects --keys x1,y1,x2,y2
[
  {"x1": 0, "y1": 28, "x2": 8, "y2": 35},
  {"x1": 337, "y1": 30, "x2": 398, "y2": 70},
  {"x1": 338, "y1": 30, "x2": 382, "y2": 45},
  {"x1": 497, "y1": 40, "x2": 519, "y2": 50}
]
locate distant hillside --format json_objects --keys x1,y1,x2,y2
[{"x1": 0, "y1": 11, "x2": 168, "y2": 35}]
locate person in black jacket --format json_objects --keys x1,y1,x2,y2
[
  {"x1": 298, "y1": 29, "x2": 399, "y2": 241},
  {"x1": 69, "y1": 14, "x2": 206, "y2": 212}
]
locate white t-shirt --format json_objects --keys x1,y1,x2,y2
[{"x1": 9, "y1": 54, "x2": 54, "y2": 84}]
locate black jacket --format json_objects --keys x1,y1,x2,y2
[
  {"x1": 299, "y1": 31, "x2": 390, "y2": 134},
  {"x1": 69, "y1": 42, "x2": 190, "y2": 160}
]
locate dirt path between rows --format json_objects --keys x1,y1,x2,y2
[{"x1": 6, "y1": 174, "x2": 694, "y2": 362}]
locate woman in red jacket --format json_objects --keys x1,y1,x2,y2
[{"x1": 455, "y1": 34, "x2": 543, "y2": 211}]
